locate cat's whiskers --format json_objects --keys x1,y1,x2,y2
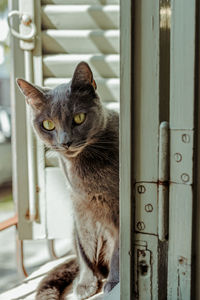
[{"x1": 87, "y1": 145, "x2": 115, "y2": 162}]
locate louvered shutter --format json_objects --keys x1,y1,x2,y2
[
  {"x1": 11, "y1": 0, "x2": 119, "y2": 239},
  {"x1": 41, "y1": 1, "x2": 120, "y2": 107}
]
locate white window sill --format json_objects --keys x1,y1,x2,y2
[{"x1": 0, "y1": 255, "x2": 120, "y2": 300}]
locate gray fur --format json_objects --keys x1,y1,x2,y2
[{"x1": 17, "y1": 62, "x2": 119, "y2": 299}]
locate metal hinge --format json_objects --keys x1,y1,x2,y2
[
  {"x1": 135, "y1": 122, "x2": 194, "y2": 242},
  {"x1": 170, "y1": 129, "x2": 193, "y2": 185},
  {"x1": 135, "y1": 122, "x2": 169, "y2": 241}
]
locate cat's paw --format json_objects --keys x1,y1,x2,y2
[
  {"x1": 74, "y1": 276, "x2": 98, "y2": 299},
  {"x1": 36, "y1": 287, "x2": 60, "y2": 300},
  {"x1": 104, "y1": 280, "x2": 119, "y2": 294}
]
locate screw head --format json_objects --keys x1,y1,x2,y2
[
  {"x1": 145, "y1": 204, "x2": 153, "y2": 212},
  {"x1": 181, "y1": 173, "x2": 190, "y2": 183},
  {"x1": 174, "y1": 152, "x2": 182, "y2": 162},
  {"x1": 137, "y1": 185, "x2": 146, "y2": 194},
  {"x1": 137, "y1": 221, "x2": 145, "y2": 231},
  {"x1": 182, "y1": 134, "x2": 190, "y2": 143}
]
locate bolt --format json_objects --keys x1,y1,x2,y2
[
  {"x1": 181, "y1": 173, "x2": 190, "y2": 183},
  {"x1": 137, "y1": 185, "x2": 146, "y2": 194},
  {"x1": 182, "y1": 134, "x2": 190, "y2": 143},
  {"x1": 174, "y1": 153, "x2": 182, "y2": 162},
  {"x1": 22, "y1": 14, "x2": 32, "y2": 26},
  {"x1": 145, "y1": 204, "x2": 153, "y2": 212},
  {"x1": 137, "y1": 221, "x2": 145, "y2": 231}
]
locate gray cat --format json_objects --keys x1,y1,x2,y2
[{"x1": 17, "y1": 62, "x2": 119, "y2": 300}]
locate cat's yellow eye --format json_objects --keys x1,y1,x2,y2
[
  {"x1": 73, "y1": 113, "x2": 86, "y2": 125},
  {"x1": 43, "y1": 120, "x2": 55, "y2": 131}
]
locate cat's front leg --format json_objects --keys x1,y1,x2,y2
[
  {"x1": 74, "y1": 232, "x2": 99, "y2": 299},
  {"x1": 74, "y1": 268, "x2": 98, "y2": 300},
  {"x1": 104, "y1": 238, "x2": 119, "y2": 294}
]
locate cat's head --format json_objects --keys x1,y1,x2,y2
[{"x1": 17, "y1": 62, "x2": 107, "y2": 158}]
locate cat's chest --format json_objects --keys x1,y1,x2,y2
[
  {"x1": 60, "y1": 156, "x2": 119, "y2": 227},
  {"x1": 62, "y1": 156, "x2": 117, "y2": 194}
]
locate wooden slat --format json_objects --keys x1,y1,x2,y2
[
  {"x1": 43, "y1": 54, "x2": 119, "y2": 78},
  {"x1": 41, "y1": 5, "x2": 119, "y2": 30},
  {"x1": 42, "y1": 30, "x2": 119, "y2": 54},
  {"x1": 43, "y1": 77, "x2": 119, "y2": 102}
]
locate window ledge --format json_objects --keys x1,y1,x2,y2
[{"x1": 0, "y1": 254, "x2": 119, "y2": 300}]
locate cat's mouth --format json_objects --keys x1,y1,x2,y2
[
  {"x1": 52, "y1": 144, "x2": 86, "y2": 158},
  {"x1": 65, "y1": 145, "x2": 86, "y2": 157}
]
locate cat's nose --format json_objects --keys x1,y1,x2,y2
[
  {"x1": 62, "y1": 141, "x2": 72, "y2": 148},
  {"x1": 58, "y1": 132, "x2": 71, "y2": 148}
]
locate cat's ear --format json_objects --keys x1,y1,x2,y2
[
  {"x1": 71, "y1": 62, "x2": 97, "y2": 90},
  {"x1": 16, "y1": 78, "x2": 45, "y2": 110}
]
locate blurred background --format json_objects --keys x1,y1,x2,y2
[
  {"x1": 0, "y1": 1, "x2": 68, "y2": 293},
  {"x1": 0, "y1": 0, "x2": 17, "y2": 292}
]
